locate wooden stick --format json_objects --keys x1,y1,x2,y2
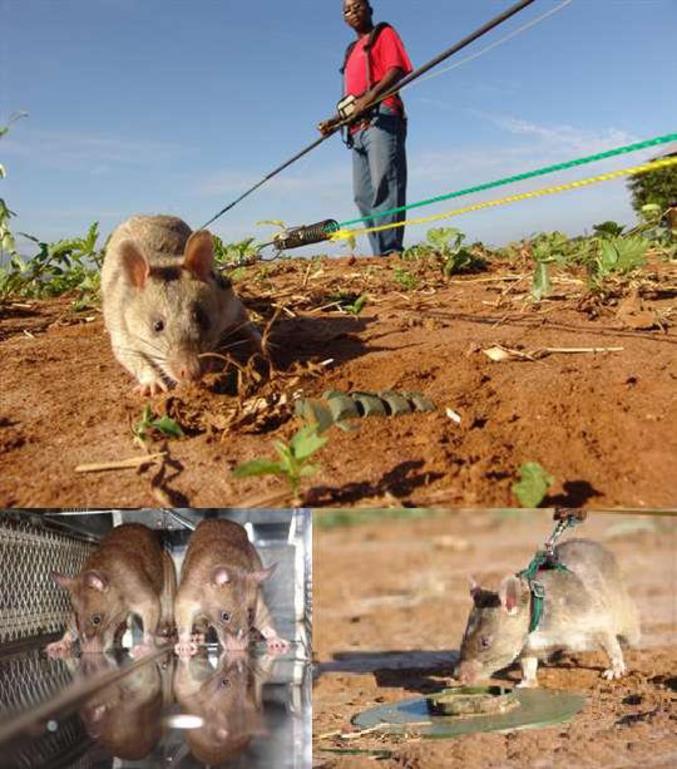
[
  {"x1": 542, "y1": 346, "x2": 624, "y2": 354},
  {"x1": 75, "y1": 452, "x2": 167, "y2": 473}
]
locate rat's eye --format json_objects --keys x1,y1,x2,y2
[
  {"x1": 220, "y1": 610, "x2": 231, "y2": 623},
  {"x1": 91, "y1": 614, "x2": 102, "y2": 626},
  {"x1": 192, "y1": 305, "x2": 210, "y2": 332},
  {"x1": 479, "y1": 636, "x2": 491, "y2": 649},
  {"x1": 219, "y1": 677, "x2": 230, "y2": 689},
  {"x1": 153, "y1": 318, "x2": 165, "y2": 333}
]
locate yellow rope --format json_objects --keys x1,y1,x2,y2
[{"x1": 329, "y1": 156, "x2": 677, "y2": 242}]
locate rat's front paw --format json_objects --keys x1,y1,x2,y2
[
  {"x1": 134, "y1": 377, "x2": 169, "y2": 396},
  {"x1": 45, "y1": 639, "x2": 74, "y2": 658},
  {"x1": 266, "y1": 636, "x2": 290, "y2": 655},
  {"x1": 602, "y1": 664, "x2": 626, "y2": 681},
  {"x1": 174, "y1": 640, "x2": 198, "y2": 658}
]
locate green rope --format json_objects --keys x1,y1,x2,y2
[{"x1": 337, "y1": 132, "x2": 677, "y2": 229}]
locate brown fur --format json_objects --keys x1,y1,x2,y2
[
  {"x1": 49, "y1": 523, "x2": 175, "y2": 653},
  {"x1": 457, "y1": 539, "x2": 640, "y2": 686},
  {"x1": 174, "y1": 653, "x2": 268, "y2": 765},
  {"x1": 175, "y1": 519, "x2": 277, "y2": 652},
  {"x1": 102, "y1": 214, "x2": 259, "y2": 393}
]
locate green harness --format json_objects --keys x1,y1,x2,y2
[{"x1": 517, "y1": 513, "x2": 582, "y2": 633}]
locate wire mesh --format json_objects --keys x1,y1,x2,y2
[
  {"x1": 0, "y1": 514, "x2": 96, "y2": 646},
  {"x1": 5, "y1": 713, "x2": 92, "y2": 769}
]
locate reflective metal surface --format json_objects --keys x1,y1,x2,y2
[
  {"x1": 0, "y1": 509, "x2": 311, "y2": 768},
  {"x1": 0, "y1": 645, "x2": 310, "y2": 768}
]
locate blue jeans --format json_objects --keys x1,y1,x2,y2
[{"x1": 351, "y1": 105, "x2": 407, "y2": 256}]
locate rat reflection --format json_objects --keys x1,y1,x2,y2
[
  {"x1": 76, "y1": 653, "x2": 169, "y2": 760},
  {"x1": 174, "y1": 650, "x2": 273, "y2": 765}
]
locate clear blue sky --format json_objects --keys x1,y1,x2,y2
[{"x1": 2, "y1": 0, "x2": 676, "y2": 256}]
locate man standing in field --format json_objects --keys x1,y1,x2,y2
[{"x1": 319, "y1": 1, "x2": 413, "y2": 257}]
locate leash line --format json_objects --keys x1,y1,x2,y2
[
  {"x1": 337, "y1": 132, "x2": 677, "y2": 228},
  {"x1": 329, "y1": 156, "x2": 677, "y2": 241}
]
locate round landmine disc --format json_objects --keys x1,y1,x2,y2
[
  {"x1": 427, "y1": 685, "x2": 519, "y2": 716},
  {"x1": 353, "y1": 687, "x2": 585, "y2": 738}
]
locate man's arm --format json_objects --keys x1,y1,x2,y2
[
  {"x1": 317, "y1": 65, "x2": 406, "y2": 136},
  {"x1": 350, "y1": 65, "x2": 406, "y2": 118}
]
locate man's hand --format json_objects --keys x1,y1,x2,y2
[
  {"x1": 317, "y1": 116, "x2": 341, "y2": 136},
  {"x1": 350, "y1": 94, "x2": 373, "y2": 119}
]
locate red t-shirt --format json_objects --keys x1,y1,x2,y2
[{"x1": 344, "y1": 26, "x2": 413, "y2": 116}]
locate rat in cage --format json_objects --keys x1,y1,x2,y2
[
  {"x1": 46, "y1": 522, "x2": 176, "y2": 657},
  {"x1": 174, "y1": 519, "x2": 289, "y2": 657}
]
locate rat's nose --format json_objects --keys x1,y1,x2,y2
[
  {"x1": 169, "y1": 354, "x2": 202, "y2": 383},
  {"x1": 455, "y1": 659, "x2": 481, "y2": 684},
  {"x1": 223, "y1": 629, "x2": 249, "y2": 651}
]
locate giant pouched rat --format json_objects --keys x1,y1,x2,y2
[
  {"x1": 456, "y1": 538, "x2": 640, "y2": 687},
  {"x1": 174, "y1": 519, "x2": 289, "y2": 657},
  {"x1": 102, "y1": 214, "x2": 260, "y2": 395},
  {"x1": 78, "y1": 654, "x2": 164, "y2": 760},
  {"x1": 46, "y1": 523, "x2": 176, "y2": 656},
  {"x1": 174, "y1": 652, "x2": 270, "y2": 765}
]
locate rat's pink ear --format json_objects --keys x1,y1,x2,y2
[
  {"x1": 183, "y1": 230, "x2": 214, "y2": 282},
  {"x1": 468, "y1": 575, "x2": 481, "y2": 599},
  {"x1": 250, "y1": 563, "x2": 276, "y2": 585},
  {"x1": 498, "y1": 576, "x2": 526, "y2": 616},
  {"x1": 83, "y1": 570, "x2": 108, "y2": 593},
  {"x1": 212, "y1": 567, "x2": 230, "y2": 586},
  {"x1": 52, "y1": 572, "x2": 75, "y2": 591},
  {"x1": 118, "y1": 239, "x2": 150, "y2": 289}
]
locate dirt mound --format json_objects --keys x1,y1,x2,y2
[{"x1": 0, "y1": 256, "x2": 675, "y2": 507}]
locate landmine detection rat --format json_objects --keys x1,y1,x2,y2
[
  {"x1": 102, "y1": 214, "x2": 260, "y2": 394},
  {"x1": 456, "y1": 538, "x2": 640, "y2": 687},
  {"x1": 174, "y1": 519, "x2": 289, "y2": 657},
  {"x1": 46, "y1": 523, "x2": 176, "y2": 656}
]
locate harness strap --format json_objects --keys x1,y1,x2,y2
[{"x1": 517, "y1": 512, "x2": 582, "y2": 633}]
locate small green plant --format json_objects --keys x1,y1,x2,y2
[
  {"x1": 404, "y1": 227, "x2": 486, "y2": 276},
  {"x1": 393, "y1": 266, "x2": 418, "y2": 290},
  {"x1": 427, "y1": 227, "x2": 486, "y2": 276},
  {"x1": 588, "y1": 234, "x2": 649, "y2": 288},
  {"x1": 344, "y1": 293, "x2": 367, "y2": 315},
  {"x1": 329, "y1": 290, "x2": 368, "y2": 315},
  {"x1": 0, "y1": 222, "x2": 104, "y2": 302},
  {"x1": 1, "y1": 112, "x2": 29, "y2": 265},
  {"x1": 232, "y1": 424, "x2": 327, "y2": 499},
  {"x1": 527, "y1": 231, "x2": 573, "y2": 301},
  {"x1": 132, "y1": 404, "x2": 184, "y2": 447},
  {"x1": 212, "y1": 235, "x2": 260, "y2": 267},
  {"x1": 512, "y1": 462, "x2": 554, "y2": 508}
]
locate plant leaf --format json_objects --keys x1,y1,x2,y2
[
  {"x1": 150, "y1": 415, "x2": 184, "y2": 438},
  {"x1": 512, "y1": 462, "x2": 554, "y2": 508},
  {"x1": 289, "y1": 425, "x2": 327, "y2": 460},
  {"x1": 232, "y1": 459, "x2": 285, "y2": 478}
]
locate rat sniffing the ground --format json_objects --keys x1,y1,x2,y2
[
  {"x1": 456, "y1": 538, "x2": 640, "y2": 687},
  {"x1": 102, "y1": 214, "x2": 260, "y2": 395},
  {"x1": 47, "y1": 523, "x2": 176, "y2": 657},
  {"x1": 174, "y1": 519, "x2": 289, "y2": 657}
]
